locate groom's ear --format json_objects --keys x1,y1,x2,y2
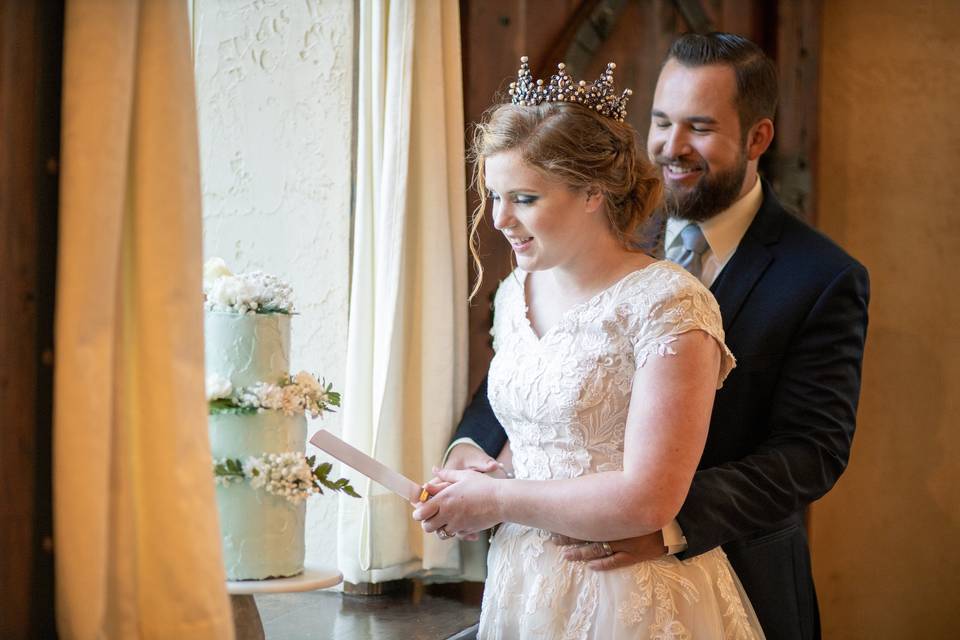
[{"x1": 745, "y1": 118, "x2": 774, "y2": 161}]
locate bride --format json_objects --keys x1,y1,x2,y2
[{"x1": 413, "y1": 59, "x2": 764, "y2": 639}]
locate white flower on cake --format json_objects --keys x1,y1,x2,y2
[
  {"x1": 248, "y1": 453, "x2": 316, "y2": 503},
  {"x1": 202, "y1": 257, "x2": 294, "y2": 314},
  {"x1": 208, "y1": 371, "x2": 341, "y2": 418},
  {"x1": 294, "y1": 370, "x2": 323, "y2": 394},
  {"x1": 205, "y1": 374, "x2": 233, "y2": 401},
  {"x1": 242, "y1": 456, "x2": 268, "y2": 486},
  {"x1": 214, "y1": 453, "x2": 359, "y2": 503},
  {"x1": 203, "y1": 257, "x2": 233, "y2": 289}
]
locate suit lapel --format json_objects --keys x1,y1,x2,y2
[
  {"x1": 709, "y1": 181, "x2": 786, "y2": 332},
  {"x1": 710, "y1": 235, "x2": 772, "y2": 332}
]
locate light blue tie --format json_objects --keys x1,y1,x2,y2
[{"x1": 673, "y1": 223, "x2": 709, "y2": 279}]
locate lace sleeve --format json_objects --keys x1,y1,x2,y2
[{"x1": 627, "y1": 268, "x2": 736, "y2": 388}]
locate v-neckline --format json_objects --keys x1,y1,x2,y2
[{"x1": 520, "y1": 260, "x2": 670, "y2": 342}]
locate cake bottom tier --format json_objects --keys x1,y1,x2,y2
[{"x1": 216, "y1": 482, "x2": 305, "y2": 580}]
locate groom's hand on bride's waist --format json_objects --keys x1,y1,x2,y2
[{"x1": 551, "y1": 531, "x2": 669, "y2": 571}]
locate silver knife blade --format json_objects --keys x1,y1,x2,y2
[{"x1": 310, "y1": 429, "x2": 423, "y2": 503}]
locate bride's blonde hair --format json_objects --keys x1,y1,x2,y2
[{"x1": 468, "y1": 101, "x2": 662, "y2": 301}]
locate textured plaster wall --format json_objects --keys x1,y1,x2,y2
[
  {"x1": 811, "y1": 0, "x2": 960, "y2": 635},
  {"x1": 193, "y1": 0, "x2": 354, "y2": 570}
]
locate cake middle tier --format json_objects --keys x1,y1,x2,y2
[
  {"x1": 209, "y1": 410, "x2": 307, "y2": 459},
  {"x1": 205, "y1": 311, "x2": 290, "y2": 387},
  {"x1": 209, "y1": 411, "x2": 309, "y2": 581}
]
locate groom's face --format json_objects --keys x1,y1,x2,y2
[{"x1": 647, "y1": 59, "x2": 750, "y2": 222}]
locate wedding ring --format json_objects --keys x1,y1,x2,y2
[
  {"x1": 437, "y1": 526, "x2": 452, "y2": 540},
  {"x1": 601, "y1": 542, "x2": 613, "y2": 557},
  {"x1": 418, "y1": 486, "x2": 430, "y2": 502}
]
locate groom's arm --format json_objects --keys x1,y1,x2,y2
[
  {"x1": 676, "y1": 261, "x2": 870, "y2": 559},
  {"x1": 447, "y1": 376, "x2": 508, "y2": 460}
]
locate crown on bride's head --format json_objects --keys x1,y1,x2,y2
[{"x1": 508, "y1": 56, "x2": 633, "y2": 122}]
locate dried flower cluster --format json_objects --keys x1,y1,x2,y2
[
  {"x1": 206, "y1": 371, "x2": 340, "y2": 418},
  {"x1": 203, "y1": 257, "x2": 294, "y2": 314},
  {"x1": 214, "y1": 454, "x2": 359, "y2": 503}
]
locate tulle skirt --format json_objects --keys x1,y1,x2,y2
[{"x1": 479, "y1": 523, "x2": 765, "y2": 640}]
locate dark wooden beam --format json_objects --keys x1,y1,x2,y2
[
  {"x1": 0, "y1": 0, "x2": 61, "y2": 636},
  {"x1": 770, "y1": 0, "x2": 821, "y2": 223},
  {"x1": 670, "y1": 0, "x2": 714, "y2": 33},
  {"x1": 536, "y1": 0, "x2": 605, "y2": 73},
  {"x1": 461, "y1": 0, "x2": 584, "y2": 393}
]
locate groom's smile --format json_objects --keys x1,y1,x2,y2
[{"x1": 659, "y1": 160, "x2": 707, "y2": 185}]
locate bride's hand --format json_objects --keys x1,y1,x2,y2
[
  {"x1": 411, "y1": 467, "x2": 502, "y2": 537},
  {"x1": 409, "y1": 478, "x2": 452, "y2": 508},
  {"x1": 550, "y1": 531, "x2": 668, "y2": 571}
]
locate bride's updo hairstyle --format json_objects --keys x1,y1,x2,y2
[{"x1": 469, "y1": 99, "x2": 662, "y2": 299}]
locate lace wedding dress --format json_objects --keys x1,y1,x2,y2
[{"x1": 479, "y1": 261, "x2": 764, "y2": 640}]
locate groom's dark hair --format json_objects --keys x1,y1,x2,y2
[{"x1": 667, "y1": 32, "x2": 778, "y2": 139}]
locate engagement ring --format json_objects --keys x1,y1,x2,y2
[{"x1": 437, "y1": 527, "x2": 452, "y2": 540}]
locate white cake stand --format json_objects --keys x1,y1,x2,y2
[{"x1": 228, "y1": 564, "x2": 343, "y2": 640}]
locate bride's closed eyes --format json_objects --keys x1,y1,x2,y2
[{"x1": 488, "y1": 191, "x2": 540, "y2": 205}]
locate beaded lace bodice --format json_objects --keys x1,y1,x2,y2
[{"x1": 488, "y1": 261, "x2": 733, "y2": 483}]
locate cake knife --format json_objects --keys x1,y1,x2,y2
[{"x1": 309, "y1": 429, "x2": 429, "y2": 504}]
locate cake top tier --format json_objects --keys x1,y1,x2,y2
[
  {"x1": 203, "y1": 257, "x2": 294, "y2": 315},
  {"x1": 205, "y1": 311, "x2": 290, "y2": 388}
]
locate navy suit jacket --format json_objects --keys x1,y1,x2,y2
[{"x1": 452, "y1": 182, "x2": 870, "y2": 640}]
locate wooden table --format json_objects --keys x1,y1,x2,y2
[{"x1": 227, "y1": 565, "x2": 343, "y2": 640}]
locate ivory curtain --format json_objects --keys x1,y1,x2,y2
[
  {"x1": 337, "y1": 0, "x2": 475, "y2": 583},
  {"x1": 54, "y1": 1, "x2": 233, "y2": 637}
]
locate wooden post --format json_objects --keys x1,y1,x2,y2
[
  {"x1": 772, "y1": 0, "x2": 822, "y2": 223},
  {"x1": 0, "y1": 0, "x2": 62, "y2": 637}
]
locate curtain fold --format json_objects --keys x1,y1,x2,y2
[
  {"x1": 54, "y1": 0, "x2": 233, "y2": 637},
  {"x1": 338, "y1": 0, "x2": 474, "y2": 583}
]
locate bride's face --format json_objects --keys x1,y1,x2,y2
[{"x1": 485, "y1": 150, "x2": 606, "y2": 273}]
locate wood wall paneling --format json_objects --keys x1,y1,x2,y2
[
  {"x1": 461, "y1": 0, "x2": 584, "y2": 392},
  {"x1": 461, "y1": 0, "x2": 821, "y2": 390},
  {"x1": 0, "y1": 0, "x2": 62, "y2": 636},
  {"x1": 772, "y1": 0, "x2": 820, "y2": 222}
]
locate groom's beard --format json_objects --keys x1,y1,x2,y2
[{"x1": 656, "y1": 152, "x2": 748, "y2": 223}]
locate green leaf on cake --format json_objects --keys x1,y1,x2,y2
[
  {"x1": 324, "y1": 383, "x2": 341, "y2": 407},
  {"x1": 311, "y1": 459, "x2": 360, "y2": 498},
  {"x1": 208, "y1": 399, "x2": 257, "y2": 416},
  {"x1": 213, "y1": 457, "x2": 245, "y2": 479}
]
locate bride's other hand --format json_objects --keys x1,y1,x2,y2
[
  {"x1": 550, "y1": 531, "x2": 668, "y2": 571},
  {"x1": 412, "y1": 468, "x2": 502, "y2": 536}
]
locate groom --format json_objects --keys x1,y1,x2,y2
[{"x1": 446, "y1": 33, "x2": 869, "y2": 639}]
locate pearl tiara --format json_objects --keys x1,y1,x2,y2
[{"x1": 508, "y1": 56, "x2": 633, "y2": 122}]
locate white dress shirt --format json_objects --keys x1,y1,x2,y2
[
  {"x1": 447, "y1": 176, "x2": 764, "y2": 555},
  {"x1": 664, "y1": 176, "x2": 763, "y2": 288}
]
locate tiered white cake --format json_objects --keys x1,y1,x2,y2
[
  {"x1": 207, "y1": 312, "x2": 306, "y2": 580},
  {"x1": 203, "y1": 259, "x2": 355, "y2": 581}
]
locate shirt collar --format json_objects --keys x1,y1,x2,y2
[{"x1": 664, "y1": 175, "x2": 763, "y2": 261}]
